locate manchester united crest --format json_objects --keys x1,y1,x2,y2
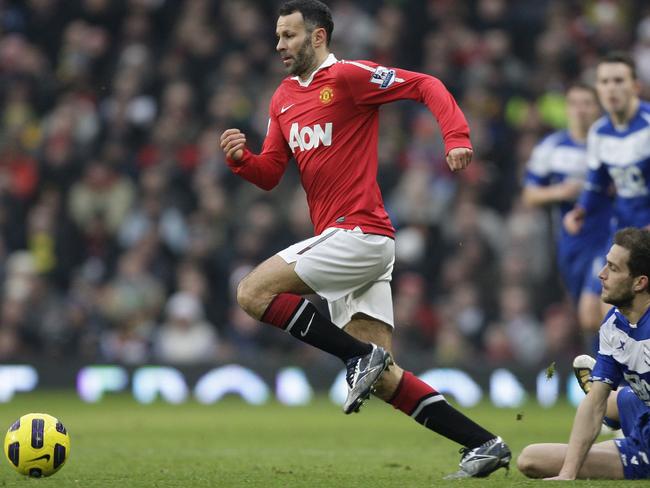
[{"x1": 319, "y1": 86, "x2": 334, "y2": 104}]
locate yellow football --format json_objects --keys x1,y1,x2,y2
[{"x1": 4, "y1": 413, "x2": 70, "y2": 477}]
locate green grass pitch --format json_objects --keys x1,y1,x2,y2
[{"x1": 0, "y1": 392, "x2": 632, "y2": 487}]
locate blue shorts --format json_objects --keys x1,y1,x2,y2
[
  {"x1": 557, "y1": 245, "x2": 600, "y2": 302},
  {"x1": 614, "y1": 387, "x2": 650, "y2": 479}
]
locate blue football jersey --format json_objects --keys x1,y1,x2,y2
[
  {"x1": 592, "y1": 307, "x2": 650, "y2": 405},
  {"x1": 579, "y1": 101, "x2": 650, "y2": 229},
  {"x1": 524, "y1": 130, "x2": 611, "y2": 255}
]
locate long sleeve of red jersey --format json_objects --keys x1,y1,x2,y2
[
  {"x1": 339, "y1": 60, "x2": 471, "y2": 155},
  {"x1": 225, "y1": 99, "x2": 292, "y2": 191}
]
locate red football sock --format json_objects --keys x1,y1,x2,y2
[
  {"x1": 260, "y1": 293, "x2": 372, "y2": 361},
  {"x1": 389, "y1": 371, "x2": 444, "y2": 415},
  {"x1": 260, "y1": 293, "x2": 303, "y2": 329},
  {"x1": 389, "y1": 371, "x2": 495, "y2": 448}
]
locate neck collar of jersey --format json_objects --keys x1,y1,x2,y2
[
  {"x1": 292, "y1": 53, "x2": 337, "y2": 87},
  {"x1": 614, "y1": 305, "x2": 650, "y2": 328}
]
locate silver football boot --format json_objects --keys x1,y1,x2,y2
[
  {"x1": 342, "y1": 344, "x2": 392, "y2": 414},
  {"x1": 444, "y1": 436, "x2": 511, "y2": 479}
]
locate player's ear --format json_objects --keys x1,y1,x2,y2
[
  {"x1": 633, "y1": 274, "x2": 649, "y2": 293},
  {"x1": 312, "y1": 27, "x2": 326, "y2": 48}
]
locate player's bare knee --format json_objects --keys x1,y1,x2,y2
[
  {"x1": 516, "y1": 450, "x2": 534, "y2": 477},
  {"x1": 517, "y1": 446, "x2": 542, "y2": 478},
  {"x1": 236, "y1": 275, "x2": 268, "y2": 319}
]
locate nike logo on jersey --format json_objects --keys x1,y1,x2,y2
[
  {"x1": 289, "y1": 122, "x2": 333, "y2": 153},
  {"x1": 280, "y1": 104, "x2": 295, "y2": 114},
  {"x1": 300, "y1": 313, "x2": 315, "y2": 337}
]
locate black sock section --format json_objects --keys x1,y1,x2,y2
[
  {"x1": 285, "y1": 299, "x2": 372, "y2": 361},
  {"x1": 414, "y1": 397, "x2": 495, "y2": 448}
]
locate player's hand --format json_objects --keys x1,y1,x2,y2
[
  {"x1": 220, "y1": 128, "x2": 246, "y2": 161},
  {"x1": 563, "y1": 206, "x2": 585, "y2": 235},
  {"x1": 543, "y1": 475, "x2": 575, "y2": 481},
  {"x1": 446, "y1": 147, "x2": 472, "y2": 172}
]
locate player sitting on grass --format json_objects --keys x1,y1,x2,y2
[{"x1": 518, "y1": 227, "x2": 650, "y2": 480}]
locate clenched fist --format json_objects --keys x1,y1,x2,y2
[
  {"x1": 220, "y1": 128, "x2": 247, "y2": 161},
  {"x1": 446, "y1": 147, "x2": 473, "y2": 172}
]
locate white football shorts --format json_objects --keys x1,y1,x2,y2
[{"x1": 277, "y1": 226, "x2": 395, "y2": 328}]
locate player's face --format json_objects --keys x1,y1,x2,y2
[
  {"x1": 595, "y1": 62, "x2": 639, "y2": 116},
  {"x1": 565, "y1": 88, "x2": 600, "y2": 129},
  {"x1": 599, "y1": 244, "x2": 635, "y2": 307},
  {"x1": 276, "y1": 12, "x2": 316, "y2": 77}
]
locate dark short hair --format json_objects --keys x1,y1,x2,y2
[
  {"x1": 614, "y1": 227, "x2": 650, "y2": 283},
  {"x1": 598, "y1": 51, "x2": 637, "y2": 80},
  {"x1": 278, "y1": 0, "x2": 333, "y2": 46},
  {"x1": 566, "y1": 82, "x2": 598, "y2": 101}
]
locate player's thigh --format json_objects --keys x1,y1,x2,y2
[
  {"x1": 238, "y1": 255, "x2": 314, "y2": 317},
  {"x1": 585, "y1": 441, "x2": 624, "y2": 479},
  {"x1": 518, "y1": 441, "x2": 624, "y2": 479},
  {"x1": 283, "y1": 227, "x2": 394, "y2": 303},
  {"x1": 252, "y1": 228, "x2": 364, "y2": 302},
  {"x1": 330, "y1": 276, "x2": 394, "y2": 327}
]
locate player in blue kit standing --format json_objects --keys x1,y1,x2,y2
[
  {"x1": 565, "y1": 52, "x2": 650, "y2": 314},
  {"x1": 518, "y1": 227, "x2": 650, "y2": 479},
  {"x1": 522, "y1": 83, "x2": 611, "y2": 331}
]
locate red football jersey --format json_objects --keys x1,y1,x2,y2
[{"x1": 227, "y1": 54, "x2": 471, "y2": 238}]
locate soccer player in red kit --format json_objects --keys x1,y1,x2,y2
[{"x1": 220, "y1": 0, "x2": 510, "y2": 478}]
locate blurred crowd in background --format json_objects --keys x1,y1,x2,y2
[{"x1": 0, "y1": 0, "x2": 649, "y2": 368}]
